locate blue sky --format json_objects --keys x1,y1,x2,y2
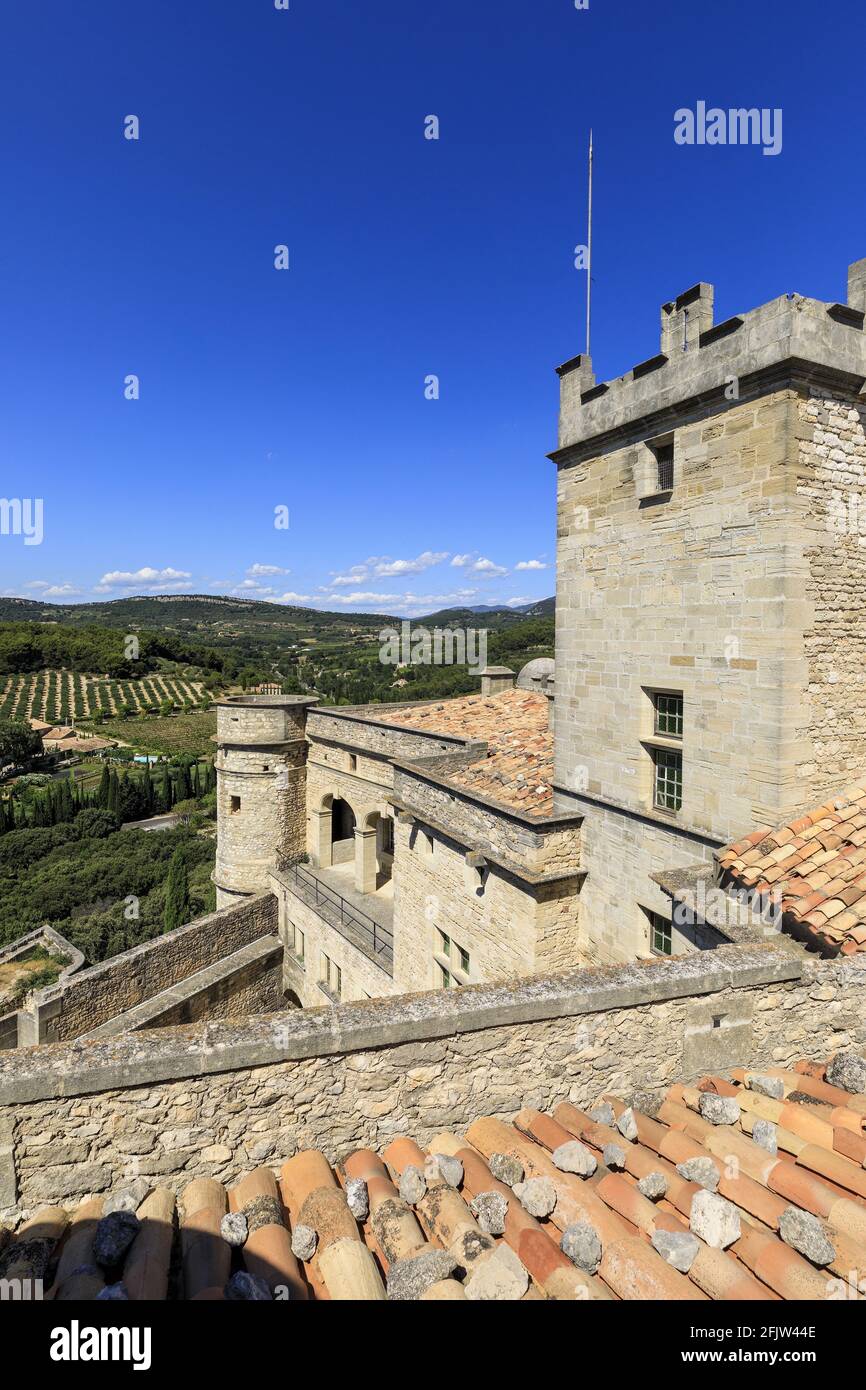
[{"x1": 1, "y1": 0, "x2": 864, "y2": 616}]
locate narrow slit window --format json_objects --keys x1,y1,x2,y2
[{"x1": 655, "y1": 442, "x2": 674, "y2": 492}]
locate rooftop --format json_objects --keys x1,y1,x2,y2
[
  {"x1": 377, "y1": 688, "x2": 554, "y2": 817},
  {"x1": 4, "y1": 1051, "x2": 864, "y2": 1301},
  {"x1": 376, "y1": 686, "x2": 546, "y2": 746},
  {"x1": 448, "y1": 733, "x2": 554, "y2": 818},
  {"x1": 719, "y1": 782, "x2": 866, "y2": 956}
]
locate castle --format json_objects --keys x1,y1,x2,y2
[
  {"x1": 205, "y1": 252, "x2": 866, "y2": 1004},
  {"x1": 2, "y1": 259, "x2": 866, "y2": 1304}
]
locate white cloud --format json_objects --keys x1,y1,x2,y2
[
  {"x1": 247, "y1": 563, "x2": 290, "y2": 577},
  {"x1": 505, "y1": 596, "x2": 534, "y2": 607},
  {"x1": 230, "y1": 580, "x2": 277, "y2": 596},
  {"x1": 322, "y1": 591, "x2": 402, "y2": 606},
  {"x1": 278, "y1": 591, "x2": 313, "y2": 603},
  {"x1": 471, "y1": 557, "x2": 508, "y2": 578},
  {"x1": 328, "y1": 552, "x2": 448, "y2": 587},
  {"x1": 515, "y1": 559, "x2": 548, "y2": 571},
  {"x1": 21, "y1": 581, "x2": 81, "y2": 597},
  {"x1": 314, "y1": 588, "x2": 479, "y2": 614},
  {"x1": 330, "y1": 566, "x2": 370, "y2": 587},
  {"x1": 44, "y1": 583, "x2": 82, "y2": 597},
  {"x1": 371, "y1": 550, "x2": 449, "y2": 578},
  {"x1": 450, "y1": 554, "x2": 507, "y2": 578},
  {"x1": 98, "y1": 567, "x2": 192, "y2": 591}
]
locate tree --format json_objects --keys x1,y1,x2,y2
[
  {"x1": 97, "y1": 764, "x2": 111, "y2": 808},
  {"x1": 163, "y1": 848, "x2": 190, "y2": 932},
  {"x1": 0, "y1": 717, "x2": 42, "y2": 768},
  {"x1": 76, "y1": 808, "x2": 119, "y2": 839}
]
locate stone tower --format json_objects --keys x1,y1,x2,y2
[
  {"x1": 214, "y1": 695, "x2": 318, "y2": 908},
  {"x1": 551, "y1": 258, "x2": 866, "y2": 964}
]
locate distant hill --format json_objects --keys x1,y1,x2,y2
[
  {"x1": 415, "y1": 597, "x2": 554, "y2": 627},
  {"x1": 0, "y1": 594, "x2": 397, "y2": 637},
  {"x1": 0, "y1": 592, "x2": 555, "y2": 633}
]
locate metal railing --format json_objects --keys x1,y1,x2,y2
[{"x1": 284, "y1": 861, "x2": 394, "y2": 972}]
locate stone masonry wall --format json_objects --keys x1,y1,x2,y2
[
  {"x1": 2, "y1": 946, "x2": 862, "y2": 1216},
  {"x1": 20, "y1": 895, "x2": 278, "y2": 1044},
  {"x1": 555, "y1": 388, "x2": 806, "y2": 844},
  {"x1": 797, "y1": 389, "x2": 866, "y2": 797},
  {"x1": 135, "y1": 949, "x2": 284, "y2": 1030},
  {"x1": 392, "y1": 817, "x2": 584, "y2": 994},
  {"x1": 394, "y1": 765, "x2": 581, "y2": 879},
  {"x1": 563, "y1": 796, "x2": 719, "y2": 964},
  {"x1": 273, "y1": 877, "x2": 397, "y2": 1007}
]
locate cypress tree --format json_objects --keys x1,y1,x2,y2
[
  {"x1": 142, "y1": 767, "x2": 154, "y2": 814},
  {"x1": 107, "y1": 769, "x2": 119, "y2": 815},
  {"x1": 98, "y1": 764, "x2": 110, "y2": 808},
  {"x1": 163, "y1": 848, "x2": 190, "y2": 932}
]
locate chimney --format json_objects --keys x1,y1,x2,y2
[
  {"x1": 848, "y1": 258, "x2": 866, "y2": 314},
  {"x1": 479, "y1": 666, "x2": 515, "y2": 697},
  {"x1": 660, "y1": 283, "x2": 714, "y2": 357}
]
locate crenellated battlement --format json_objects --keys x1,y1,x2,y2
[{"x1": 553, "y1": 257, "x2": 866, "y2": 461}]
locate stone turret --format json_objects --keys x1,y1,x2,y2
[{"x1": 214, "y1": 695, "x2": 318, "y2": 908}]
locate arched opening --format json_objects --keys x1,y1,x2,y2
[
  {"x1": 330, "y1": 798, "x2": 356, "y2": 865},
  {"x1": 283, "y1": 989, "x2": 302, "y2": 1010},
  {"x1": 356, "y1": 809, "x2": 394, "y2": 894}
]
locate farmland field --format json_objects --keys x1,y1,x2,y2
[
  {"x1": 0, "y1": 671, "x2": 207, "y2": 724},
  {"x1": 78, "y1": 710, "x2": 218, "y2": 758}
]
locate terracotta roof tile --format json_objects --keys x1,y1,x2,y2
[
  {"x1": 719, "y1": 781, "x2": 866, "y2": 954},
  {"x1": 6, "y1": 1053, "x2": 866, "y2": 1302},
  {"x1": 377, "y1": 688, "x2": 554, "y2": 818}
]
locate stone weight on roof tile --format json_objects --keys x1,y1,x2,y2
[
  {"x1": 690, "y1": 1191, "x2": 741, "y2": 1250},
  {"x1": 226, "y1": 1271, "x2": 272, "y2": 1301},
  {"x1": 651, "y1": 1229, "x2": 701, "y2": 1274},
  {"x1": 615, "y1": 1108, "x2": 638, "y2": 1141},
  {"x1": 778, "y1": 1208, "x2": 836, "y2": 1267},
  {"x1": 552, "y1": 1140, "x2": 597, "y2": 1176},
  {"x1": 488, "y1": 1152, "x2": 524, "y2": 1186},
  {"x1": 386, "y1": 1248, "x2": 459, "y2": 1301},
  {"x1": 589, "y1": 1103, "x2": 615, "y2": 1127},
  {"x1": 469, "y1": 1190, "x2": 509, "y2": 1235},
  {"x1": 221, "y1": 1211, "x2": 248, "y2": 1247},
  {"x1": 826, "y1": 1051, "x2": 866, "y2": 1094},
  {"x1": 345, "y1": 1177, "x2": 369, "y2": 1221},
  {"x1": 747, "y1": 1074, "x2": 785, "y2": 1101},
  {"x1": 637, "y1": 1171, "x2": 668, "y2": 1202},
  {"x1": 291, "y1": 1224, "x2": 317, "y2": 1261},
  {"x1": 560, "y1": 1221, "x2": 602, "y2": 1274},
  {"x1": 398, "y1": 1165, "x2": 427, "y2": 1205},
  {"x1": 513, "y1": 1176, "x2": 557, "y2": 1218},
  {"x1": 93, "y1": 1211, "x2": 140, "y2": 1268},
  {"x1": 699, "y1": 1093, "x2": 741, "y2": 1125},
  {"x1": 676, "y1": 1157, "x2": 720, "y2": 1192}
]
